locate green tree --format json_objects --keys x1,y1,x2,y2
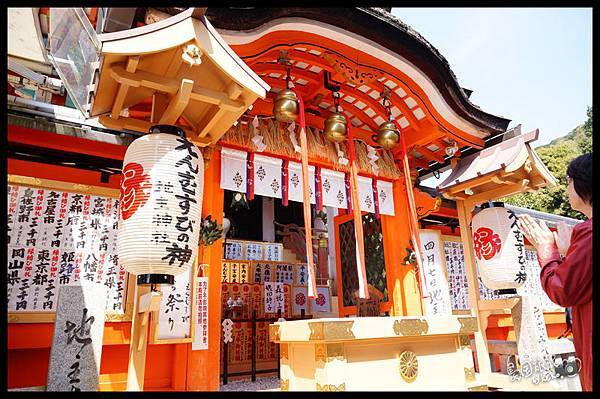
[
  {"x1": 504, "y1": 107, "x2": 592, "y2": 220},
  {"x1": 577, "y1": 106, "x2": 593, "y2": 154}
]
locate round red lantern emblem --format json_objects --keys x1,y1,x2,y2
[
  {"x1": 119, "y1": 162, "x2": 151, "y2": 221},
  {"x1": 473, "y1": 227, "x2": 502, "y2": 261},
  {"x1": 316, "y1": 293, "x2": 326, "y2": 306},
  {"x1": 295, "y1": 293, "x2": 306, "y2": 306}
]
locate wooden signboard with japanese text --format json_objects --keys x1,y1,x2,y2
[
  {"x1": 150, "y1": 264, "x2": 197, "y2": 344},
  {"x1": 220, "y1": 261, "x2": 250, "y2": 283},
  {"x1": 223, "y1": 240, "x2": 283, "y2": 262},
  {"x1": 7, "y1": 176, "x2": 132, "y2": 323},
  {"x1": 192, "y1": 276, "x2": 209, "y2": 350},
  {"x1": 419, "y1": 229, "x2": 452, "y2": 316}
]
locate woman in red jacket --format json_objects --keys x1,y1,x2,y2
[{"x1": 518, "y1": 153, "x2": 593, "y2": 391}]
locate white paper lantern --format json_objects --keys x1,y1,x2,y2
[
  {"x1": 471, "y1": 202, "x2": 526, "y2": 290},
  {"x1": 117, "y1": 125, "x2": 204, "y2": 283}
]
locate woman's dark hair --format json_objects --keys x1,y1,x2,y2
[{"x1": 566, "y1": 153, "x2": 593, "y2": 205}]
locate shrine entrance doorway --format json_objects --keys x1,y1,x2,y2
[{"x1": 333, "y1": 212, "x2": 390, "y2": 317}]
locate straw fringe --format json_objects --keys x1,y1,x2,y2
[{"x1": 219, "y1": 119, "x2": 400, "y2": 179}]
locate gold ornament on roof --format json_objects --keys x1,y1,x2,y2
[
  {"x1": 323, "y1": 109, "x2": 347, "y2": 143},
  {"x1": 377, "y1": 120, "x2": 400, "y2": 149},
  {"x1": 273, "y1": 88, "x2": 299, "y2": 123},
  {"x1": 323, "y1": 77, "x2": 347, "y2": 143},
  {"x1": 376, "y1": 89, "x2": 400, "y2": 149},
  {"x1": 273, "y1": 52, "x2": 299, "y2": 123}
]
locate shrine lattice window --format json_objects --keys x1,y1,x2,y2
[{"x1": 339, "y1": 213, "x2": 388, "y2": 308}]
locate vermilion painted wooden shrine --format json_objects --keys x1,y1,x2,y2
[{"x1": 6, "y1": 7, "x2": 582, "y2": 392}]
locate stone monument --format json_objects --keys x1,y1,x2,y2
[{"x1": 47, "y1": 283, "x2": 107, "y2": 391}]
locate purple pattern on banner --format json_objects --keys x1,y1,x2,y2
[
  {"x1": 282, "y1": 160, "x2": 289, "y2": 206},
  {"x1": 315, "y1": 166, "x2": 322, "y2": 212}
]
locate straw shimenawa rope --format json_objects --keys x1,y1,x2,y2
[{"x1": 219, "y1": 120, "x2": 401, "y2": 179}]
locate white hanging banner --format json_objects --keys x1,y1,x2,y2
[
  {"x1": 253, "y1": 154, "x2": 283, "y2": 199},
  {"x1": 220, "y1": 148, "x2": 396, "y2": 215},
  {"x1": 376, "y1": 180, "x2": 395, "y2": 216},
  {"x1": 220, "y1": 148, "x2": 248, "y2": 192},
  {"x1": 419, "y1": 229, "x2": 452, "y2": 316},
  {"x1": 357, "y1": 175, "x2": 375, "y2": 213},
  {"x1": 288, "y1": 162, "x2": 316, "y2": 204},
  {"x1": 320, "y1": 168, "x2": 348, "y2": 209}
]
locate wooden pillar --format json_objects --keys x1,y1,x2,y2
[
  {"x1": 186, "y1": 147, "x2": 224, "y2": 391},
  {"x1": 126, "y1": 284, "x2": 151, "y2": 391},
  {"x1": 126, "y1": 285, "x2": 162, "y2": 391},
  {"x1": 380, "y1": 179, "x2": 423, "y2": 316},
  {"x1": 456, "y1": 200, "x2": 492, "y2": 382}
]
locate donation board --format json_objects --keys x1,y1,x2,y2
[{"x1": 7, "y1": 177, "x2": 130, "y2": 323}]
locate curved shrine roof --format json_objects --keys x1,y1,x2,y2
[{"x1": 202, "y1": 7, "x2": 511, "y2": 135}]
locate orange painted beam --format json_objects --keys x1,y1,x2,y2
[
  {"x1": 260, "y1": 77, "x2": 310, "y2": 99},
  {"x1": 336, "y1": 91, "x2": 383, "y2": 132},
  {"x1": 335, "y1": 95, "x2": 379, "y2": 132},
  {"x1": 246, "y1": 48, "x2": 336, "y2": 74},
  {"x1": 431, "y1": 206, "x2": 458, "y2": 219},
  {"x1": 8, "y1": 159, "x2": 122, "y2": 189},
  {"x1": 406, "y1": 156, "x2": 431, "y2": 171},
  {"x1": 251, "y1": 64, "x2": 321, "y2": 86},
  {"x1": 414, "y1": 144, "x2": 446, "y2": 164},
  {"x1": 8, "y1": 124, "x2": 127, "y2": 160}
]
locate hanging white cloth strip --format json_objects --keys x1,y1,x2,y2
[
  {"x1": 251, "y1": 116, "x2": 267, "y2": 152},
  {"x1": 366, "y1": 144, "x2": 380, "y2": 176},
  {"x1": 288, "y1": 122, "x2": 301, "y2": 153},
  {"x1": 376, "y1": 180, "x2": 395, "y2": 216},
  {"x1": 334, "y1": 142, "x2": 349, "y2": 166},
  {"x1": 357, "y1": 175, "x2": 375, "y2": 213},
  {"x1": 220, "y1": 148, "x2": 248, "y2": 192},
  {"x1": 320, "y1": 168, "x2": 347, "y2": 209},
  {"x1": 253, "y1": 154, "x2": 283, "y2": 199},
  {"x1": 287, "y1": 161, "x2": 316, "y2": 204}
]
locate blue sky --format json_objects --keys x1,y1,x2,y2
[{"x1": 392, "y1": 8, "x2": 592, "y2": 149}]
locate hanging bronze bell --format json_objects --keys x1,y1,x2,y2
[
  {"x1": 273, "y1": 89, "x2": 299, "y2": 123},
  {"x1": 323, "y1": 112, "x2": 348, "y2": 143},
  {"x1": 376, "y1": 120, "x2": 400, "y2": 149}
]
